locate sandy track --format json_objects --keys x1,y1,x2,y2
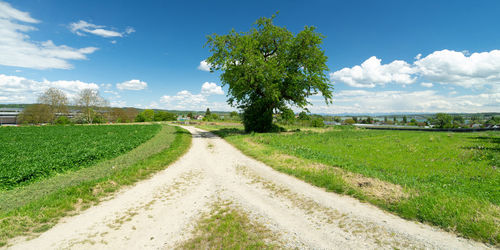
[{"x1": 9, "y1": 126, "x2": 490, "y2": 249}]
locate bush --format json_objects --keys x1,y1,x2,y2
[
  {"x1": 311, "y1": 118, "x2": 325, "y2": 127},
  {"x1": 344, "y1": 118, "x2": 355, "y2": 125},
  {"x1": 55, "y1": 116, "x2": 71, "y2": 125}
]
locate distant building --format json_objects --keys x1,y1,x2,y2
[{"x1": 0, "y1": 108, "x2": 23, "y2": 125}]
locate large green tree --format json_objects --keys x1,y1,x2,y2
[{"x1": 205, "y1": 14, "x2": 332, "y2": 132}]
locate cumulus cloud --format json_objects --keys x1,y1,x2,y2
[
  {"x1": 0, "y1": 74, "x2": 99, "y2": 103},
  {"x1": 201, "y1": 82, "x2": 224, "y2": 95},
  {"x1": 0, "y1": 2, "x2": 98, "y2": 69},
  {"x1": 69, "y1": 20, "x2": 134, "y2": 38},
  {"x1": 116, "y1": 79, "x2": 147, "y2": 90},
  {"x1": 197, "y1": 60, "x2": 211, "y2": 71},
  {"x1": 420, "y1": 82, "x2": 433, "y2": 88},
  {"x1": 415, "y1": 49, "x2": 500, "y2": 88},
  {"x1": 158, "y1": 82, "x2": 228, "y2": 110},
  {"x1": 333, "y1": 50, "x2": 500, "y2": 90},
  {"x1": 306, "y1": 89, "x2": 500, "y2": 114},
  {"x1": 330, "y1": 56, "x2": 416, "y2": 88},
  {"x1": 160, "y1": 90, "x2": 207, "y2": 105}
]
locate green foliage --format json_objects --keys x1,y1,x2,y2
[
  {"x1": 298, "y1": 111, "x2": 310, "y2": 121},
  {"x1": 143, "y1": 109, "x2": 155, "y2": 122},
  {"x1": 54, "y1": 116, "x2": 71, "y2": 125},
  {"x1": 402, "y1": 115, "x2": 407, "y2": 124},
  {"x1": 18, "y1": 104, "x2": 53, "y2": 124},
  {"x1": 202, "y1": 113, "x2": 220, "y2": 122},
  {"x1": 484, "y1": 116, "x2": 499, "y2": 125},
  {"x1": 205, "y1": 108, "x2": 211, "y2": 117},
  {"x1": 154, "y1": 111, "x2": 177, "y2": 121},
  {"x1": 135, "y1": 109, "x2": 155, "y2": 122},
  {"x1": 280, "y1": 108, "x2": 295, "y2": 124},
  {"x1": 205, "y1": 14, "x2": 332, "y2": 132},
  {"x1": 229, "y1": 111, "x2": 239, "y2": 118},
  {"x1": 242, "y1": 100, "x2": 273, "y2": 132},
  {"x1": 344, "y1": 118, "x2": 355, "y2": 125},
  {"x1": 432, "y1": 113, "x2": 453, "y2": 128},
  {"x1": 334, "y1": 116, "x2": 342, "y2": 123},
  {"x1": 0, "y1": 125, "x2": 160, "y2": 189},
  {"x1": 311, "y1": 117, "x2": 325, "y2": 127}
]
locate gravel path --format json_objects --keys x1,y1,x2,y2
[{"x1": 9, "y1": 126, "x2": 490, "y2": 249}]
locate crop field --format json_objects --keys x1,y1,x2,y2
[
  {"x1": 0, "y1": 124, "x2": 161, "y2": 189},
  {"x1": 199, "y1": 124, "x2": 500, "y2": 244}
]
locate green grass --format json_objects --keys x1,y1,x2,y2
[
  {"x1": 0, "y1": 124, "x2": 191, "y2": 246},
  {"x1": 197, "y1": 124, "x2": 500, "y2": 246},
  {"x1": 0, "y1": 124, "x2": 161, "y2": 189},
  {"x1": 178, "y1": 201, "x2": 277, "y2": 249}
]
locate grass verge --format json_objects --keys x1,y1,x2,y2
[
  {"x1": 0, "y1": 124, "x2": 191, "y2": 247},
  {"x1": 177, "y1": 201, "x2": 277, "y2": 249},
  {"x1": 196, "y1": 124, "x2": 499, "y2": 246}
]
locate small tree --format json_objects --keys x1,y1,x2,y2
[
  {"x1": 344, "y1": 118, "x2": 355, "y2": 125},
  {"x1": 75, "y1": 89, "x2": 107, "y2": 124},
  {"x1": 206, "y1": 14, "x2": 332, "y2": 132},
  {"x1": 229, "y1": 111, "x2": 239, "y2": 119},
  {"x1": 205, "y1": 108, "x2": 211, "y2": 117},
  {"x1": 434, "y1": 113, "x2": 453, "y2": 128},
  {"x1": 402, "y1": 115, "x2": 407, "y2": 124},
  {"x1": 136, "y1": 109, "x2": 155, "y2": 122},
  {"x1": 298, "y1": 111, "x2": 310, "y2": 121},
  {"x1": 280, "y1": 108, "x2": 295, "y2": 124},
  {"x1": 311, "y1": 117, "x2": 324, "y2": 127},
  {"x1": 333, "y1": 116, "x2": 341, "y2": 123},
  {"x1": 38, "y1": 88, "x2": 69, "y2": 123},
  {"x1": 18, "y1": 104, "x2": 52, "y2": 124}
]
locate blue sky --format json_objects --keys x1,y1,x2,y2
[{"x1": 0, "y1": 0, "x2": 499, "y2": 114}]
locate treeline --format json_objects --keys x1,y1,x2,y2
[
  {"x1": 18, "y1": 88, "x2": 177, "y2": 125},
  {"x1": 273, "y1": 111, "x2": 500, "y2": 129}
]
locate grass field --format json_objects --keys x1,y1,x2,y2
[
  {"x1": 0, "y1": 124, "x2": 191, "y2": 246},
  {"x1": 0, "y1": 125, "x2": 160, "y2": 189},
  {"x1": 198, "y1": 124, "x2": 500, "y2": 245}
]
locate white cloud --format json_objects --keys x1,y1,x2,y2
[
  {"x1": 305, "y1": 89, "x2": 500, "y2": 114},
  {"x1": 69, "y1": 20, "x2": 134, "y2": 38},
  {"x1": 0, "y1": 2, "x2": 98, "y2": 69},
  {"x1": 308, "y1": 90, "x2": 500, "y2": 114},
  {"x1": 125, "y1": 27, "x2": 135, "y2": 34},
  {"x1": 111, "y1": 40, "x2": 117, "y2": 44},
  {"x1": 0, "y1": 1, "x2": 39, "y2": 23},
  {"x1": 157, "y1": 81, "x2": 229, "y2": 110},
  {"x1": 160, "y1": 90, "x2": 207, "y2": 105},
  {"x1": 201, "y1": 82, "x2": 224, "y2": 95},
  {"x1": 415, "y1": 49, "x2": 500, "y2": 88},
  {"x1": 0, "y1": 74, "x2": 99, "y2": 103},
  {"x1": 421, "y1": 82, "x2": 433, "y2": 88},
  {"x1": 110, "y1": 100, "x2": 126, "y2": 107},
  {"x1": 197, "y1": 60, "x2": 211, "y2": 71},
  {"x1": 116, "y1": 79, "x2": 147, "y2": 90},
  {"x1": 330, "y1": 56, "x2": 416, "y2": 88}
]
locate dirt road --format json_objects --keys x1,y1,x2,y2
[{"x1": 10, "y1": 126, "x2": 490, "y2": 249}]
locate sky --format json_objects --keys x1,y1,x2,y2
[{"x1": 0, "y1": 0, "x2": 499, "y2": 114}]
